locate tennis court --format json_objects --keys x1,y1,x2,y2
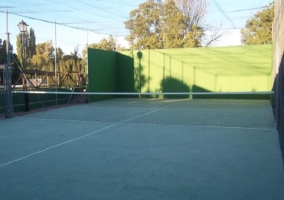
[{"x1": 1, "y1": 94, "x2": 284, "y2": 200}]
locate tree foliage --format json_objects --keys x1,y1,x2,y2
[
  {"x1": 0, "y1": 40, "x2": 19, "y2": 66},
  {"x1": 163, "y1": 0, "x2": 188, "y2": 48},
  {"x1": 16, "y1": 28, "x2": 36, "y2": 69},
  {"x1": 0, "y1": 39, "x2": 22, "y2": 83},
  {"x1": 125, "y1": 0, "x2": 163, "y2": 49},
  {"x1": 0, "y1": 39, "x2": 6, "y2": 64},
  {"x1": 30, "y1": 41, "x2": 53, "y2": 71},
  {"x1": 241, "y1": 2, "x2": 274, "y2": 45},
  {"x1": 87, "y1": 35, "x2": 126, "y2": 51},
  {"x1": 89, "y1": 35, "x2": 116, "y2": 51},
  {"x1": 124, "y1": 0, "x2": 208, "y2": 49},
  {"x1": 12, "y1": 28, "x2": 88, "y2": 87},
  {"x1": 28, "y1": 28, "x2": 36, "y2": 59}
]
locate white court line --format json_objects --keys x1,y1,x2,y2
[{"x1": 0, "y1": 107, "x2": 168, "y2": 168}]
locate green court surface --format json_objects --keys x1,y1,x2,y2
[{"x1": 0, "y1": 101, "x2": 283, "y2": 200}]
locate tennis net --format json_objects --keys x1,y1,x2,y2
[{"x1": 5, "y1": 90, "x2": 275, "y2": 129}]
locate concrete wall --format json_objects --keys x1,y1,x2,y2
[
  {"x1": 272, "y1": 0, "x2": 284, "y2": 165},
  {"x1": 273, "y1": 0, "x2": 284, "y2": 76}
]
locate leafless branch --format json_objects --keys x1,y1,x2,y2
[
  {"x1": 203, "y1": 24, "x2": 227, "y2": 47},
  {"x1": 175, "y1": 0, "x2": 207, "y2": 31}
]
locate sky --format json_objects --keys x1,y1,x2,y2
[{"x1": 0, "y1": 0, "x2": 273, "y2": 55}]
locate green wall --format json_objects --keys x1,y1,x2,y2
[
  {"x1": 87, "y1": 48, "x2": 117, "y2": 101},
  {"x1": 119, "y1": 45, "x2": 273, "y2": 93},
  {"x1": 87, "y1": 45, "x2": 273, "y2": 96},
  {"x1": 116, "y1": 52, "x2": 135, "y2": 92}
]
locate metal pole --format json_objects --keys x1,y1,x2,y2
[
  {"x1": 21, "y1": 27, "x2": 29, "y2": 112},
  {"x1": 87, "y1": 27, "x2": 89, "y2": 47},
  {"x1": 4, "y1": 10, "x2": 13, "y2": 118},
  {"x1": 86, "y1": 27, "x2": 89, "y2": 102},
  {"x1": 55, "y1": 20, "x2": 58, "y2": 105}
]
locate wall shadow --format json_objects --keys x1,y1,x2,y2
[
  {"x1": 191, "y1": 85, "x2": 212, "y2": 99},
  {"x1": 135, "y1": 51, "x2": 148, "y2": 93},
  {"x1": 271, "y1": 74, "x2": 277, "y2": 119},
  {"x1": 160, "y1": 76, "x2": 190, "y2": 98},
  {"x1": 153, "y1": 46, "x2": 272, "y2": 92},
  {"x1": 116, "y1": 52, "x2": 135, "y2": 93},
  {"x1": 192, "y1": 85, "x2": 211, "y2": 93},
  {"x1": 272, "y1": 51, "x2": 284, "y2": 166},
  {"x1": 191, "y1": 84, "x2": 270, "y2": 99},
  {"x1": 116, "y1": 51, "x2": 149, "y2": 98}
]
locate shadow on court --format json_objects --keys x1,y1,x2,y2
[{"x1": 0, "y1": 115, "x2": 283, "y2": 200}]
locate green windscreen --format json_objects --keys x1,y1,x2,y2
[
  {"x1": 87, "y1": 48, "x2": 117, "y2": 101},
  {"x1": 118, "y1": 45, "x2": 272, "y2": 93}
]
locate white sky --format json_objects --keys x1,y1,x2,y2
[{"x1": 0, "y1": 0, "x2": 273, "y2": 55}]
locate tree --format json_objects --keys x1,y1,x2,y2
[
  {"x1": 175, "y1": 0, "x2": 207, "y2": 32},
  {"x1": 84, "y1": 35, "x2": 127, "y2": 54},
  {"x1": 0, "y1": 39, "x2": 6, "y2": 64},
  {"x1": 54, "y1": 47, "x2": 64, "y2": 73},
  {"x1": 241, "y1": 2, "x2": 274, "y2": 45},
  {"x1": 16, "y1": 27, "x2": 37, "y2": 70},
  {"x1": 62, "y1": 46, "x2": 81, "y2": 73},
  {"x1": 125, "y1": 0, "x2": 164, "y2": 49},
  {"x1": 125, "y1": 0, "x2": 163, "y2": 49},
  {"x1": 87, "y1": 35, "x2": 126, "y2": 51},
  {"x1": 163, "y1": 0, "x2": 188, "y2": 48},
  {"x1": 28, "y1": 28, "x2": 36, "y2": 60},
  {"x1": 0, "y1": 39, "x2": 22, "y2": 84},
  {"x1": 49, "y1": 47, "x2": 64, "y2": 73},
  {"x1": 30, "y1": 41, "x2": 53, "y2": 71},
  {"x1": 175, "y1": 0, "x2": 214, "y2": 47},
  {"x1": 124, "y1": 0, "x2": 212, "y2": 49},
  {"x1": 14, "y1": 26, "x2": 87, "y2": 88}
]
